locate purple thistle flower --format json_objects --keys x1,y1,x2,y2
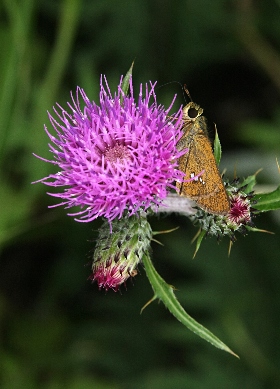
[{"x1": 34, "y1": 76, "x2": 185, "y2": 223}]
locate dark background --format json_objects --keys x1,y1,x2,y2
[{"x1": 1, "y1": 0, "x2": 280, "y2": 388}]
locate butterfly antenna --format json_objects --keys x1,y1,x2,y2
[
  {"x1": 156, "y1": 80, "x2": 183, "y2": 91},
  {"x1": 183, "y1": 85, "x2": 193, "y2": 102}
]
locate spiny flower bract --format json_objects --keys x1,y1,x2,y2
[
  {"x1": 89, "y1": 214, "x2": 152, "y2": 291},
  {"x1": 34, "y1": 76, "x2": 185, "y2": 223},
  {"x1": 190, "y1": 178, "x2": 257, "y2": 241}
]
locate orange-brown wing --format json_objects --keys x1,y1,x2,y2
[{"x1": 177, "y1": 134, "x2": 230, "y2": 215}]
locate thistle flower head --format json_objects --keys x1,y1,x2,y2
[
  {"x1": 34, "y1": 76, "x2": 185, "y2": 223},
  {"x1": 190, "y1": 178, "x2": 257, "y2": 241},
  {"x1": 227, "y1": 191, "x2": 252, "y2": 227},
  {"x1": 89, "y1": 214, "x2": 152, "y2": 291}
]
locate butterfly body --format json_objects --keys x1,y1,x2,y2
[{"x1": 176, "y1": 102, "x2": 230, "y2": 215}]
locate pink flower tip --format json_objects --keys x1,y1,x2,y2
[{"x1": 89, "y1": 259, "x2": 138, "y2": 292}]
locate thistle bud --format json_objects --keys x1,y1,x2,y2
[
  {"x1": 89, "y1": 214, "x2": 152, "y2": 291},
  {"x1": 190, "y1": 178, "x2": 256, "y2": 241}
]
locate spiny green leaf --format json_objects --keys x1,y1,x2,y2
[
  {"x1": 193, "y1": 229, "x2": 206, "y2": 258},
  {"x1": 120, "y1": 62, "x2": 134, "y2": 103},
  {"x1": 240, "y1": 173, "x2": 258, "y2": 194},
  {"x1": 213, "y1": 125, "x2": 222, "y2": 166},
  {"x1": 142, "y1": 253, "x2": 239, "y2": 357},
  {"x1": 254, "y1": 185, "x2": 280, "y2": 212}
]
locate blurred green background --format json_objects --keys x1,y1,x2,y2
[{"x1": 1, "y1": 0, "x2": 280, "y2": 388}]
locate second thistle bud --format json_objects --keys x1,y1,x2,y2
[
  {"x1": 190, "y1": 178, "x2": 256, "y2": 241},
  {"x1": 90, "y1": 214, "x2": 152, "y2": 291}
]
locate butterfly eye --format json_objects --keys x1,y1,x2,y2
[{"x1": 188, "y1": 107, "x2": 199, "y2": 118}]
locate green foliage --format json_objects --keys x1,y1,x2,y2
[
  {"x1": 254, "y1": 185, "x2": 280, "y2": 212},
  {"x1": 213, "y1": 126, "x2": 222, "y2": 166},
  {"x1": 120, "y1": 62, "x2": 134, "y2": 101},
  {"x1": 142, "y1": 253, "x2": 238, "y2": 357},
  {"x1": 241, "y1": 174, "x2": 258, "y2": 194}
]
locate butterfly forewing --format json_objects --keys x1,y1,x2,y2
[{"x1": 177, "y1": 102, "x2": 230, "y2": 215}]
